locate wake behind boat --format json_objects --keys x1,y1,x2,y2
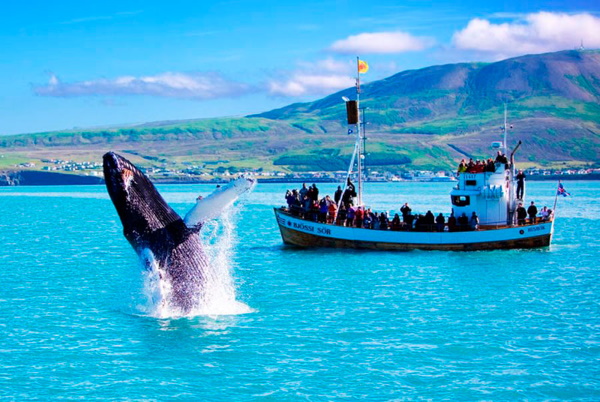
[{"x1": 273, "y1": 58, "x2": 558, "y2": 251}]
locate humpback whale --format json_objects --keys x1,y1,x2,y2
[{"x1": 103, "y1": 152, "x2": 255, "y2": 314}]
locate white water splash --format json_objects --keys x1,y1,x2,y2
[
  {"x1": 195, "y1": 208, "x2": 254, "y2": 316},
  {"x1": 136, "y1": 249, "x2": 172, "y2": 317},
  {"x1": 138, "y1": 205, "x2": 253, "y2": 319}
]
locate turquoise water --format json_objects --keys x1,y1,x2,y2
[{"x1": 1, "y1": 181, "x2": 599, "y2": 400}]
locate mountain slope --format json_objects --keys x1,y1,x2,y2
[{"x1": 1, "y1": 49, "x2": 599, "y2": 173}]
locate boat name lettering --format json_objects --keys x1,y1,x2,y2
[
  {"x1": 293, "y1": 222, "x2": 315, "y2": 232},
  {"x1": 317, "y1": 227, "x2": 331, "y2": 235},
  {"x1": 527, "y1": 225, "x2": 545, "y2": 232}
]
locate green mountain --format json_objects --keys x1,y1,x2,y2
[{"x1": 1, "y1": 49, "x2": 599, "y2": 174}]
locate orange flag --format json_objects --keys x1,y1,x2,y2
[{"x1": 358, "y1": 59, "x2": 369, "y2": 74}]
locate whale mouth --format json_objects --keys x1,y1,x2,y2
[{"x1": 103, "y1": 151, "x2": 127, "y2": 173}]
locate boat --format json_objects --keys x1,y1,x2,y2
[{"x1": 273, "y1": 59, "x2": 555, "y2": 251}]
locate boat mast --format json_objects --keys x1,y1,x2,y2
[
  {"x1": 504, "y1": 103, "x2": 512, "y2": 224},
  {"x1": 503, "y1": 103, "x2": 508, "y2": 154},
  {"x1": 356, "y1": 56, "x2": 363, "y2": 206}
]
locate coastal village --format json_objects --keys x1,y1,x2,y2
[{"x1": 7, "y1": 156, "x2": 600, "y2": 183}]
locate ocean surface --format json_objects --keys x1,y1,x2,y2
[{"x1": 1, "y1": 180, "x2": 599, "y2": 400}]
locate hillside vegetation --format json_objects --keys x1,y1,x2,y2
[{"x1": 1, "y1": 49, "x2": 599, "y2": 174}]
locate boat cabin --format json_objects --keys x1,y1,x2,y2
[{"x1": 450, "y1": 167, "x2": 520, "y2": 227}]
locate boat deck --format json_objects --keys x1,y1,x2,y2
[
  {"x1": 276, "y1": 207, "x2": 552, "y2": 232},
  {"x1": 274, "y1": 207, "x2": 554, "y2": 251}
]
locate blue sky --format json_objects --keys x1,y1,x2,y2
[{"x1": 1, "y1": 0, "x2": 598, "y2": 135}]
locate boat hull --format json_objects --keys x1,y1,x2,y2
[{"x1": 274, "y1": 208, "x2": 553, "y2": 251}]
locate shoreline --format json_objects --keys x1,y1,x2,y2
[{"x1": 1, "y1": 170, "x2": 599, "y2": 186}]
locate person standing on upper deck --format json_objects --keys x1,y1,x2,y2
[
  {"x1": 516, "y1": 170, "x2": 526, "y2": 200},
  {"x1": 334, "y1": 186, "x2": 343, "y2": 205}
]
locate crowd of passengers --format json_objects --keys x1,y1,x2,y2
[
  {"x1": 284, "y1": 181, "x2": 552, "y2": 232},
  {"x1": 457, "y1": 151, "x2": 509, "y2": 174}
]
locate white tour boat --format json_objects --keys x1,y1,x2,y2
[{"x1": 274, "y1": 59, "x2": 555, "y2": 251}]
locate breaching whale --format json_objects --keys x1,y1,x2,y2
[{"x1": 103, "y1": 152, "x2": 255, "y2": 314}]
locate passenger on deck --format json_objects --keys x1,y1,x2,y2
[
  {"x1": 495, "y1": 151, "x2": 508, "y2": 170},
  {"x1": 364, "y1": 209, "x2": 373, "y2": 229},
  {"x1": 391, "y1": 214, "x2": 402, "y2": 231},
  {"x1": 414, "y1": 214, "x2": 424, "y2": 231},
  {"x1": 485, "y1": 158, "x2": 496, "y2": 172},
  {"x1": 400, "y1": 203, "x2": 412, "y2": 222},
  {"x1": 285, "y1": 190, "x2": 294, "y2": 209},
  {"x1": 436, "y1": 213, "x2": 445, "y2": 232},
  {"x1": 342, "y1": 179, "x2": 356, "y2": 208},
  {"x1": 471, "y1": 160, "x2": 485, "y2": 173},
  {"x1": 309, "y1": 199, "x2": 319, "y2": 222},
  {"x1": 447, "y1": 213, "x2": 457, "y2": 232},
  {"x1": 470, "y1": 212, "x2": 479, "y2": 230},
  {"x1": 516, "y1": 170, "x2": 526, "y2": 200},
  {"x1": 355, "y1": 206, "x2": 364, "y2": 228},
  {"x1": 425, "y1": 210, "x2": 435, "y2": 232},
  {"x1": 379, "y1": 212, "x2": 389, "y2": 230},
  {"x1": 346, "y1": 206, "x2": 356, "y2": 227},
  {"x1": 371, "y1": 212, "x2": 379, "y2": 230},
  {"x1": 308, "y1": 184, "x2": 319, "y2": 203},
  {"x1": 466, "y1": 159, "x2": 475, "y2": 172},
  {"x1": 302, "y1": 194, "x2": 311, "y2": 218},
  {"x1": 299, "y1": 183, "x2": 308, "y2": 200},
  {"x1": 318, "y1": 196, "x2": 329, "y2": 223},
  {"x1": 516, "y1": 203, "x2": 527, "y2": 225},
  {"x1": 367, "y1": 208, "x2": 379, "y2": 229},
  {"x1": 327, "y1": 198, "x2": 337, "y2": 224},
  {"x1": 289, "y1": 190, "x2": 302, "y2": 216},
  {"x1": 336, "y1": 204, "x2": 347, "y2": 226},
  {"x1": 458, "y1": 212, "x2": 469, "y2": 231},
  {"x1": 306, "y1": 185, "x2": 314, "y2": 203},
  {"x1": 457, "y1": 159, "x2": 467, "y2": 175},
  {"x1": 540, "y1": 206, "x2": 549, "y2": 221},
  {"x1": 527, "y1": 201, "x2": 538, "y2": 224},
  {"x1": 405, "y1": 213, "x2": 414, "y2": 230}
]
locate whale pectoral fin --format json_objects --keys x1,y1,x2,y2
[
  {"x1": 183, "y1": 199, "x2": 212, "y2": 229},
  {"x1": 183, "y1": 176, "x2": 256, "y2": 229}
]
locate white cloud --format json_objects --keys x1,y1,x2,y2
[
  {"x1": 329, "y1": 31, "x2": 435, "y2": 54},
  {"x1": 453, "y1": 12, "x2": 600, "y2": 58},
  {"x1": 268, "y1": 74, "x2": 354, "y2": 97},
  {"x1": 34, "y1": 72, "x2": 252, "y2": 99},
  {"x1": 266, "y1": 58, "x2": 356, "y2": 97}
]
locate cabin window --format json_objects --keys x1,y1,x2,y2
[
  {"x1": 465, "y1": 180, "x2": 477, "y2": 186},
  {"x1": 452, "y1": 195, "x2": 470, "y2": 206}
]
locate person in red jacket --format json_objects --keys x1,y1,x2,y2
[{"x1": 354, "y1": 206, "x2": 364, "y2": 228}]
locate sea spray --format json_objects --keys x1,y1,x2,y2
[
  {"x1": 196, "y1": 207, "x2": 254, "y2": 316},
  {"x1": 139, "y1": 205, "x2": 253, "y2": 318},
  {"x1": 137, "y1": 249, "x2": 174, "y2": 318}
]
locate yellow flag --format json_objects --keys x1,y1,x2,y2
[{"x1": 358, "y1": 59, "x2": 369, "y2": 74}]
